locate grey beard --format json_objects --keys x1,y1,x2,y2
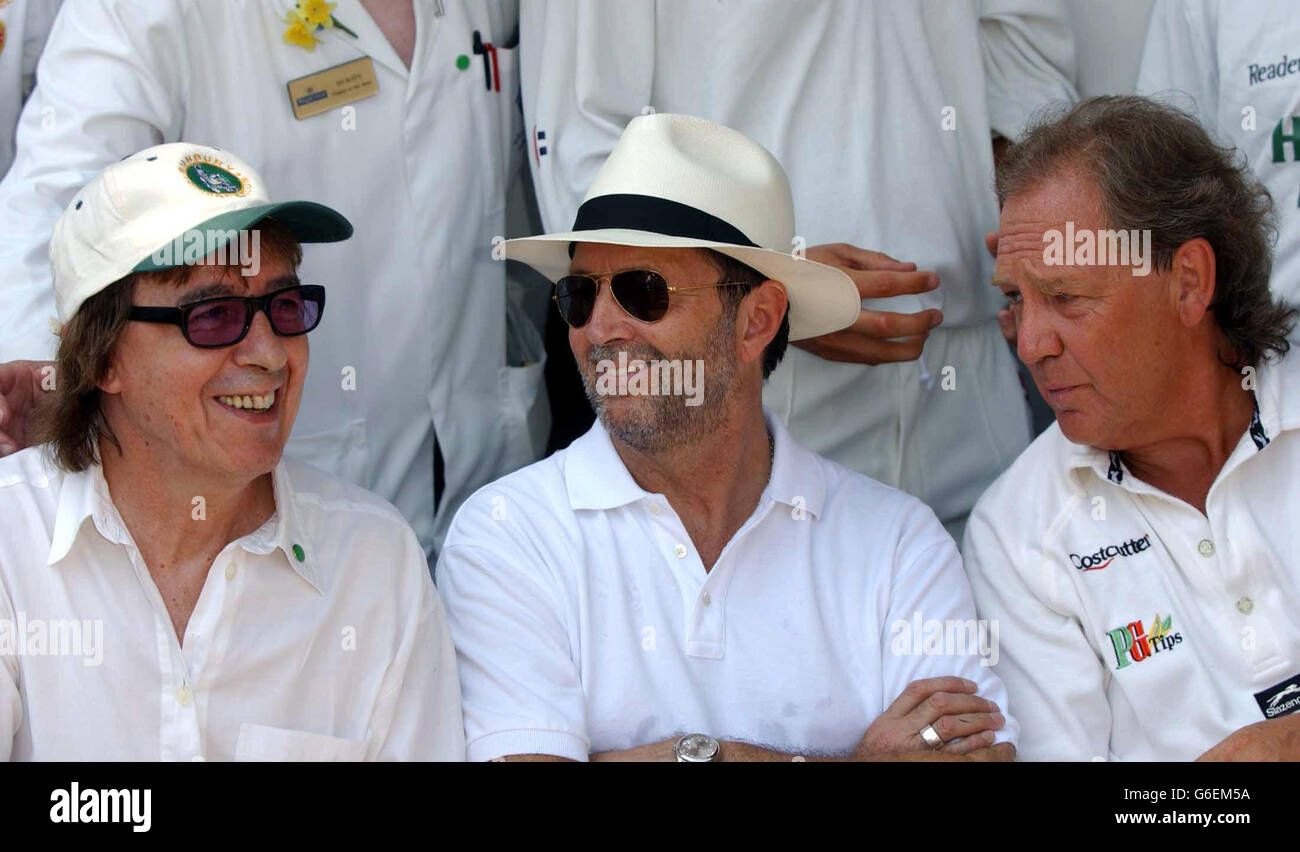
[{"x1": 578, "y1": 323, "x2": 736, "y2": 454}]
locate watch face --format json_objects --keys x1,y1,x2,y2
[{"x1": 678, "y1": 734, "x2": 719, "y2": 761}]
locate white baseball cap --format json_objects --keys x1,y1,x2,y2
[
  {"x1": 50, "y1": 142, "x2": 353, "y2": 322},
  {"x1": 503, "y1": 113, "x2": 862, "y2": 341}
]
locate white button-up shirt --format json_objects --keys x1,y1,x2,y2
[
  {"x1": 437, "y1": 412, "x2": 1015, "y2": 761},
  {"x1": 0, "y1": 0, "x2": 545, "y2": 554},
  {"x1": 0, "y1": 448, "x2": 464, "y2": 761},
  {"x1": 963, "y1": 355, "x2": 1300, "y2": 760}
]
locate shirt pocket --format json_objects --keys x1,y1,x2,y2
[{"x1": 234, "y1": 723, "x2": 369, "y2": 762}]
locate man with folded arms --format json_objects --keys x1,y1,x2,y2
[
  {"x1": 437, "y1": 114, "x2": 1014, "y2": 762},
  {"x1": 964, "y1": 97, "x2": 1300, "y2": 761},
  {"x1": 0, "y1": 143, "x2": 463, "y2": 760}
]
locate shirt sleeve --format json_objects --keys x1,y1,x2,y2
[
  {"x1": 519, "y1": 0, "x2": 655, "y2": 233},
  {"x1": 879, "y1": 503, "x2": 1019, "y2": 748},
  {"x1": 962, "y1": 497, "x2": 1114, "y2": 761},
  {"x1": 366, "y1": 529, "x2": 466, "y2": 761},
  {"x1": 978, "y1": 0, "x2": 1078, "y2": 141},
  {"x1": 436, "y1": 538, "x2": 589, "y2": 762},
  {"x1": 0, "y1": 0, "x2": 185, "y2": 361},
  {"x1": 1135, "y1": 0, "x2": 1219, "y2": 133}
]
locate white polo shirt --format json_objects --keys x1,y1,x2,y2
[
  {"x1": 962, "y1": 354, "x2": 1300, "y2": 761},
  {"x1": 0, "y1": 447, "x2": 464, "y2": 761},
  {"x1": 437, "y1": 412, "x2": 1016, "y2": 762}
]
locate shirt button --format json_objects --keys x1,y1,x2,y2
[
  {"x1": 174, "y1": 685, "x2": 194, "y2": 707},
  {"x1": 649, "y1": 503, "x2": 662, "y2": 516},
  {"x1": 224, "y1": 563, "x2": 237, "y2": 580},
  {"x1": 1197, "y1": 539, "x2": 1215, "y2": 557},
  {"x1": 702, "y1": 591, "x2": 712, "y2": 606},
  {"x1": 673, "y1": 543, "x2": 687, "y2": 558},
  {"x1": 1236, "y1": 596, "x2": 1254, "y2": 614}
]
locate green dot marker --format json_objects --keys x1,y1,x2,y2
[
  {"x1": 292, "y1": 544, "x2": 305, "y2": 562},
  {"x1": 456, "y1": 54, "x2": 470, "y2": 70}
]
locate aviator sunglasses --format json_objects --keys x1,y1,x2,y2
[
  {"x1": 128, "y1": 284, "x2": 326, "y2": 348},
  {"x1": 554, "y1": 269, "x2": 752, "y2": 328}
]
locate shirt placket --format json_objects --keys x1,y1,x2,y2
[
  {"x1": 122, "y1": 541, "x2": 237, "y2": 762},
  {"x1": 1121, "y1": 447, "x2": 1287, "y2": 676},
  {"x1": 1203, "y1": 442, "x2": 1288, "y2": 676},
  {"x1": 1207, "y1": 495, "x2": 1288, "y2": 678},
  {"x1": 643, "y1": 496, "x2": 774, "y2": 660}
]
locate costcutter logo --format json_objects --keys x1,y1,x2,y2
[
  {"x1": 1070, "y1": 533, "x2": 1151, "y2": 571},
  {"x1": 1105, "y1": 612, "x2": 1183, "y2": 669}
]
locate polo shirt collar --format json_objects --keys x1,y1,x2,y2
[
  {"x1": 1064, "y1": 355, "x2": 1299, "y2": 486},
  {"x1": 563, "y1": 419, "x2": 655, "y2": 511},
  {"x1": 46, "y1": 459, "x2": 322, "y2": 593},
  {"x1": 564, "y1": 409, "x2": 826, "y2": 518},
  {"x1": 1254, "y1": 353, "x2": 1300, "y2": 438},
  {"x1": 762, "y1": 410, "x2": 827, "y2": 518}
]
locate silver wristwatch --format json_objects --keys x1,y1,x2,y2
[{"x1": 674, "y1": 733, "x2": 721, "y2": 762}]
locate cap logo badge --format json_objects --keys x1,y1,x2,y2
[{"x1": 179, "y1": 153, "x2": 250, "y2": 197}]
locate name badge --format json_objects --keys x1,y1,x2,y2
[{"x1": 286, "y1": 56, "x2": 379, "y2": 120}]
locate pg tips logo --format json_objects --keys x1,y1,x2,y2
[{"x1": 1105, "y1": 613, "x2": 1183, "y2": 670}]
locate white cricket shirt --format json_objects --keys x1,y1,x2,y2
[
  {"x1": 1139, "y1": 0, "x2": 1300, "y2": 322},
  {"x1": 963, "y1": 355, "x2": 1300, "y2": 760}
]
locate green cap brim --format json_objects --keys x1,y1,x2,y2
[{"x1": 133, "y1": 201, "x2": 354, "y2": 272}]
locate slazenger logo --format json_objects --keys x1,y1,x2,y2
[
  {"x1": 1255, "y1": 674, "x2": 1300, "y2": 719},
  {"x1": 1105, "y1": 612, "x2": 1183, "y2": 670},
  {"x1": 1069, "y1": 533, "x2": 1151, "y2": 571}
]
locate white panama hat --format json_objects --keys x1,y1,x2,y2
[{"x1": 503, "y1": 113, "x2": 862, "y2": 341}]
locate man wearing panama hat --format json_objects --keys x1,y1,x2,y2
[
  {"x1": 438, "y1": 114, "x2": 1014, "y2": 762},
  {"x1": 0, "y1": 143, "x2": 463, "y2": 760}
]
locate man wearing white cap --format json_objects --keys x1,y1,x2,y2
[
  {"x1": 0, "y1": 143, "x2": 463, "y2": 760},
  {"x1": 437, "y1": 114, "x2": 1015, "y2": 762},
  {"x1": 0, "y1": 0, "x2": 537, "y2": 558}
]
